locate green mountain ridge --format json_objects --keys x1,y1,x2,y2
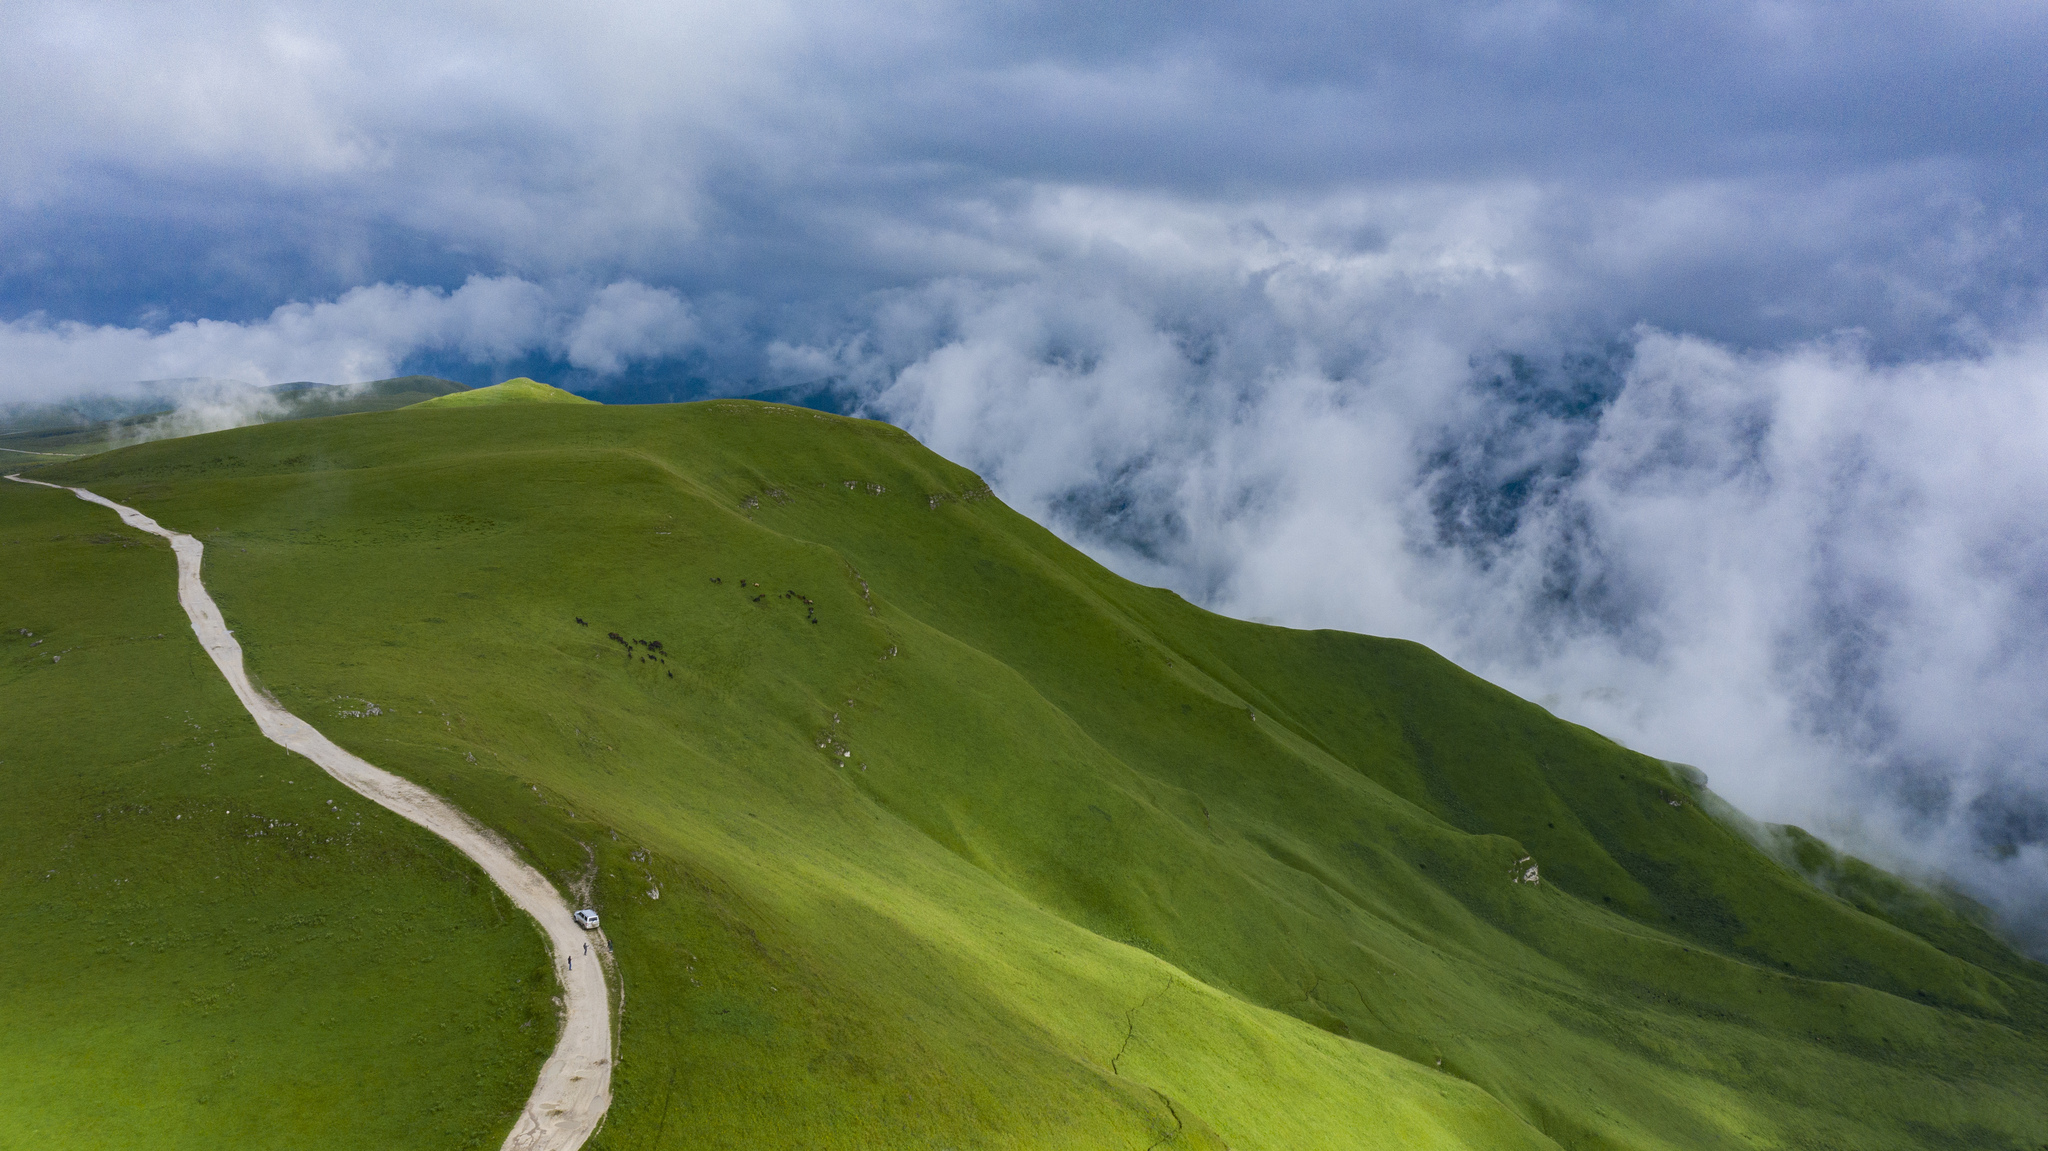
[{"x1": 5, "y1": 397, "x2": 2045, "y2": 1149}]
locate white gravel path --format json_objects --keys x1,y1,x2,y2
[{"x1": 8, "y1": 474, "x2": 613, "y2": 1150}]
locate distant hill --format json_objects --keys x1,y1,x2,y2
[
  {"x1": 7, "y1": 399, "x2": 2045, "y2": 1149},
  {"x1": 0, "y1": 375, "x2": 470, "y2": 460},
  {"x1": 734, "y1": 380, "x2": 859, "y2": 416},
  {"x1": 408, "y1": 377, "x2": 597, "y2": 408},
  {"x1": 269, "y1": 375, "x2": 475, "y2": 413}
]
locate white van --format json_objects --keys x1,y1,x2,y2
[{"x1": 573, "y1": 909, "x2": 599, "y2": 930}]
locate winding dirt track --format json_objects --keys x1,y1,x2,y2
[{"x1": 8, "y1": 474, "x2": 612, "y2": 1150}]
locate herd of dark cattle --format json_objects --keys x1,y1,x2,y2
[
  {"x1": 572, "y1": 578, "x2": 822, "y2": 680},
  {"x1": 573, "y1": 616, "x2": 675, "y2": 677},
  {"x1": 717, "y1": 577, "x2": 819, "y2": 624},
  {"x1": 784, "y1": 589, "x2": 820, "y2": 624}
]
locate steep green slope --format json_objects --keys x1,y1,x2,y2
[
  {"x1": 22, "y1": 399, "x2": 2048, "y2": 1150},
  {"x1": 0, "y1": 479, "x2": 552, "y2": 1149}
]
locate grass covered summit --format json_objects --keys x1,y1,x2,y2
[{"x1": 409, "y1": 377, "x2": 598, "y2": 408}]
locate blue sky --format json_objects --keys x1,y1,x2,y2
[{"x1": 6, "y1": 0, "x2": 2047, "y2": 943}]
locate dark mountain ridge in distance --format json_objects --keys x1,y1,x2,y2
[{"x1": 0, "y1": 375, "x2": 469, "y2": 457}]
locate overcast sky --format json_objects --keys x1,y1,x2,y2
[{"x1": 6, "y1": 0, "x2": 2047, "y2": 945}]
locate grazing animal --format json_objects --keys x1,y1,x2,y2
[{"x1": 575, "y1": 617, "x2": 587, "y2": 626}]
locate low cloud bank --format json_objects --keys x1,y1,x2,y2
[
  {"x1": 770, "y1": 253, "x2": 2048, "y2": 951},
  {"x1": 0, "y1": 276, "x2": 695, "y2": 405}
]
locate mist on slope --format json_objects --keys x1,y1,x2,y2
[{"x1": 0, "y1": 377, "x2": 287, "y2": 447}]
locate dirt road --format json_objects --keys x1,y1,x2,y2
[{"x1": 7, "y1": 474, "x2": 612, "y2": 1150}]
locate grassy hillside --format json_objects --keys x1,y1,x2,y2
[
  {"x1": 15, "y1": 399, "x2": 2048, "y2": 1150},
  {"x1": 0, "y1": 479, "x2": 551, "y2": 1150}
]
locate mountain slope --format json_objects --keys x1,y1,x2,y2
[
  {"x1": 0, "y1": 479, "x2": 551, "y2": 1151},
  {"x1": 20, "y1": 399, "x2": 2048, "y2": 1150}
]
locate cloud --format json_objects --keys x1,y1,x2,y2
[
  {"x1": 0, "y1": 276, "x2": 695, "y2": 403},
  {"x1": 564, "y1": 282, "x2": 697, "y2": 373},
  {"x1": 104, "y1": 379, "x2": 291, "y2": 447},
  {"x1": 771, "y1": 237, "x2": 2048, "y2": 947}
]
